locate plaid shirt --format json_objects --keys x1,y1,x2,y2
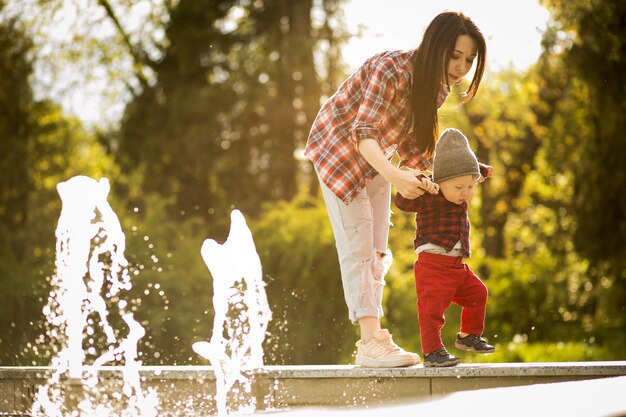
[
  {"x1": 395, "y1": 182, "x2": 471, "y2": 257},
  {"x1": 305, "y1": 49, "x2": 451, "y2": 204}
]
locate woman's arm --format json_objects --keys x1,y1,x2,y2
[{"x1": 358, "y1": 139, "x2": 437, "y2": 199}]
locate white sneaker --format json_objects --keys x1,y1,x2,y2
[{"x1": 355, "y1": 329, "x2": 420, "y2": 367}]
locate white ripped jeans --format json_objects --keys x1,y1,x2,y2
[{"x1": 318, "y1": 173, "x2": 392, "y2": 324}]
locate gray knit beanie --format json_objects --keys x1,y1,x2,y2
[{"x1": 432, "y1": 128, "x2": 480, "y2": 183}]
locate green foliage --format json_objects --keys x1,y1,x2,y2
[
  {"x1": 466, "y1": 340, "x2": 617, "y2": 364},
  {"x1": 0, "y1": 14, "x2": 127, "y2": 364},
  {"x1": 119, "y1": 194, "x2": 218, "y2": 365},
  {"x1": 538, "y1": 0, "x2": 626, "y2": 342},
  {"x1": 549, "y1": 1, "x2": 626, "y2": 282},
  {"x1": 0, "y1": 104, "x2": 120, "y2": 365}
]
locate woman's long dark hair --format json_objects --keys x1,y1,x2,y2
[{"x1": 412, "y1": 11, "x2": 486, "y2": 156}]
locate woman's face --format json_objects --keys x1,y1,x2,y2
[{"x1": 446, "y1": 35, "x2": 477, "y2": 85}]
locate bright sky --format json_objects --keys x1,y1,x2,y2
[{"x1": 341, "y1": 0, "x2": 551, "y2": 72}]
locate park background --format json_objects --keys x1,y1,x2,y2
[{"x1": 0, "y1": 0, "x2": 624, "y2": 367}]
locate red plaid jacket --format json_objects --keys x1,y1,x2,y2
[
  {"x1": 305, "y1": 49, "x2": 451, "y2": 204},
  {"x1": 395, "y1": 176, "x2": 471, "y2": 257}
]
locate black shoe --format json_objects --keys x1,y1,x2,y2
[
  {"x1": 455, "y1": 333, "x2": 495, "y2": 354},
  {"x1": 423, "y1": 347, "x2": 460, "y2": 367}
]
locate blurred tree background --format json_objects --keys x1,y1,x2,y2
[{"x1": 0, "y1": 0, "x2": 624, "y2": 366}]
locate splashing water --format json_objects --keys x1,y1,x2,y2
[
  {"x1": 31, "y1": 176, "x2": 158, "y2": 417},
  {"x1": 193, "y1": 210, "x2": 272, "y2": 416}
]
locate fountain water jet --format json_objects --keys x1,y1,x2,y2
[
  {"x1": 31, "y1": 175, "x2": 158, "y2": 417},
  {"x1": 30, "y1": 176, "x2": 272, "y2": 415},
  {"x1": 193, "y1": 209, "x2": 273, "y2": 415}
]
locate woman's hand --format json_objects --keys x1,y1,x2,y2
[
  {"x1": 391, "y1": 170, "x2": 438, "y2": 199},
  {"x1": 357, "y1": 139, "x2": 439, "y2": 198}
]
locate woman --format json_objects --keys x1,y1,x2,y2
[{"x1": 305, "y1": 11, "x2": 487, "y2": 367}]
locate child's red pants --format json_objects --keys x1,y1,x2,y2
[{"x1": 414, "y1": 252, "x2": 488, "y2": 355}]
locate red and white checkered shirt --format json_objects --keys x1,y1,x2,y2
[{"x1": 305, "y1": 49, "x2": 451, "y2": 205}]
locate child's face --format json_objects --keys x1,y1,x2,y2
[{"x1": 439, "y1": 175, "x2": 478, "y2": 205}]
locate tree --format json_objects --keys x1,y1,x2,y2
[
  {"x1": 0, "y1": 10, "x2": 122, "y2": 363},
  {"x1": 0, "y1": 13, "x2": 33, "y2": 262},
  {"x1": 540, "y1": 0, "x2": 626, "y2": 343},
  {"x1": 116, "y1": 0, "x2": 237, "y2": 222},
  {"x1": 0, "y1": 12, "x2": 38, "y2": 364},
  {"x1": 116, "y1": 0, "x2": 345, "y2": 220}
]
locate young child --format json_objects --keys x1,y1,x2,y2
[{"x1": 395, "y1": 128, "x2": 495, "y2": 367}]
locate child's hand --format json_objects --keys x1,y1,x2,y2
[
  {"x1": 478, "y1": 163, "x2": 494, "y2": 183},
  {"x1": 418, "y1": 176, "x2": 439, "y2": 194}
]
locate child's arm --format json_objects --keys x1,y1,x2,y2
[{"x1": 395, "y1": 193, "x2": 419, "y2": 212}]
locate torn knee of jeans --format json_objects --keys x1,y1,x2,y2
[
  {"x1": 372, "y1": 257, "x2": 385, "y2": 280},
  {"x1": 372, "y1": 266, "x2": 386, "y2": 289},
  {"x1": 372, "y1": 250, "x2": 392, "y2": 279}
]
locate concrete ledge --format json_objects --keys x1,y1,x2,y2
[
  {"x1": 2, "y1": 361, "x2": 625, "y2": 414},
  {"x1": 3, "y1": 361, "x2": 625, "y2": 379}
]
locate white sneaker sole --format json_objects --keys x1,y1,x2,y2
[{"x1": 355, "y1": 355, "x2": 419, "y2": 368}]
